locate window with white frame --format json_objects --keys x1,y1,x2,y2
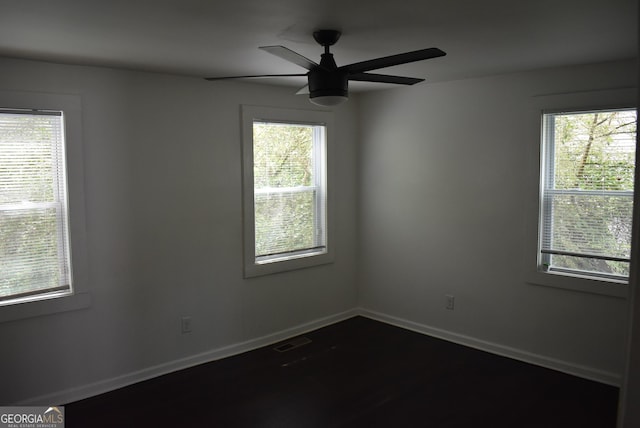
[
  {"x1": 242, "y1": 106, "x2": 333, "y2": 277},
  {"x1": 0, "y1": 109, "x2": 73, "y2": 304},
  {"x1": 539, "y1": 108, "x2": 637, "y2": 282}
]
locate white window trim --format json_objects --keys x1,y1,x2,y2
[
  {"x1": 0, "y1": 91, "x2": 90, "y2": 322},
  {"x1": 524, "y1": 87, "x2": 637, "y2": 298},
  {"x1": 241, "y1": 105, "x2": 334, "y2": 278}
]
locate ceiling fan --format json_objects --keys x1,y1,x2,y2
[{"x1": 205, "y1": 30, "x2": 446, "y2": 106}]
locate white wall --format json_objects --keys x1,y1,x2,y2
[
  {"x1": 0, "y1": 57, "x2": 359, "y2": 404},
  {"x1": 356, "y1": 60, "x2": 637, "y2": 382}
]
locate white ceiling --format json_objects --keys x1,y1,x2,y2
[{"x1": 0, "y1": 0, "x2": 637, "y2": 91}]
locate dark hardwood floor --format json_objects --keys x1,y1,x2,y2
[{"x1": 66, "y1": 316, "x2": 619, "y2": 427}]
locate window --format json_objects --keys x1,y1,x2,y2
[
  {"x1": 242, "y1": 106, "x2": 333, "y2": 277},
  {"x1": 539, "y1": 108, "x2": 637, "y2": 282},
  {"x1": 0, "y1": 109, "x2": 73, "y2": 305},
  {"x1": 253, "y1": 122, "x2": 327, "y2": 261}
]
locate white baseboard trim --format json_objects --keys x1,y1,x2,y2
[
  {"x1": 358, "y1": 308, "x2": 621, "y2": 386},
  {"x1": 19, "y1": 306, "x2": 619, "y2": 405},
  {"x1": 18, "y1": 308, "x2": 359, "y2": 406}
]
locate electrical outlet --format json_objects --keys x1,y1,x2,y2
[
  {"x1": 181, "y1": 316, "x2": 192, "y2": 334},
  {"x1": 445, "y1": 295, "x2": 455, "y2": 310}
]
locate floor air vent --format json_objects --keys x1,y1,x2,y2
[{"x1": 273, "y1": 336, "x2": 312, "y2": 353}]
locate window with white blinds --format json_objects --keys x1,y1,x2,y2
[
  {"x1": 253, "y1": 122, "x2": 326, "y2": 262},
  {"x1": 0, "y1": 109, "x2": 73, "y2": 304},
  {"x1": 242, "y1": 106, "x2": 333, "y2": 277},
  {"x1": 539, "y1": 108, "x2": 637, "y2": 281}
]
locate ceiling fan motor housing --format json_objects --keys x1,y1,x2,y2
[
  {"x1": 308, "y1": 68, "x2": 348, "y2": 100},
  {"x1": 308, "y1": 53, "x2": 349, "y2": 100}
]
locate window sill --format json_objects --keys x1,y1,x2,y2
[
  {"x1": 0, "y1": 292, "x2": 92, "y2": 323},
  {"x1": 526, "y1": 270, "x2": 628, "y2": 299}
]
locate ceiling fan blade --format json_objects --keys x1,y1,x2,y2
[
  {"x1": 296, "y1": 85, "x2": 310, "y2": 95},
  {"x1": 204, "y1": 73, "x2": 307, "y2": 81},
  {"x1": 342, "y1": 47, "x2": 446, "y2": 74},
  {"x1": 348, "y1": 72, "x2": 424, "y2": 85},
  {"x1": 259, "y1": 46, "x2": 319, "y2": 71}
]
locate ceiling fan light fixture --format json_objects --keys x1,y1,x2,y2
[{"x1": 309, "y1": 94, "x2": 348, "y2": 106}]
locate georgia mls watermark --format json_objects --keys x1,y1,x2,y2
[{"x1": 0, "y1": 406, "x2": 64, "y2": 428}]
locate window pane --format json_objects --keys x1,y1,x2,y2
[
  {"x1": 0, "y1": 110, "x2": 71, "y2": 302},
  {"x1": 253, "y1": 123, "x2": 313, "y2": 189},
  {"x1": 0, "y1": 114, "x2": 59, "y2": 203},
  {"x1": 0, "y1": 207, "x2": 64, "y2": 296},
  {"x1": 552, "y1": 111, "x2": 636, "y2": 191},
  {"x1": 253, "y1": 121, "x2": 325, "y2": 260},
  {"x1": 550, "y1": 254, "x2": 629, "y2": 278},
  {"x1": 541, "y1": 108, "x2": 637, "y2": 280},
  {"x1": 255, "y1": 190, "x2": 317, "y2": 257},
  {"x1": 543, "y1": 192, "x2": 633, "y2": 276}
]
